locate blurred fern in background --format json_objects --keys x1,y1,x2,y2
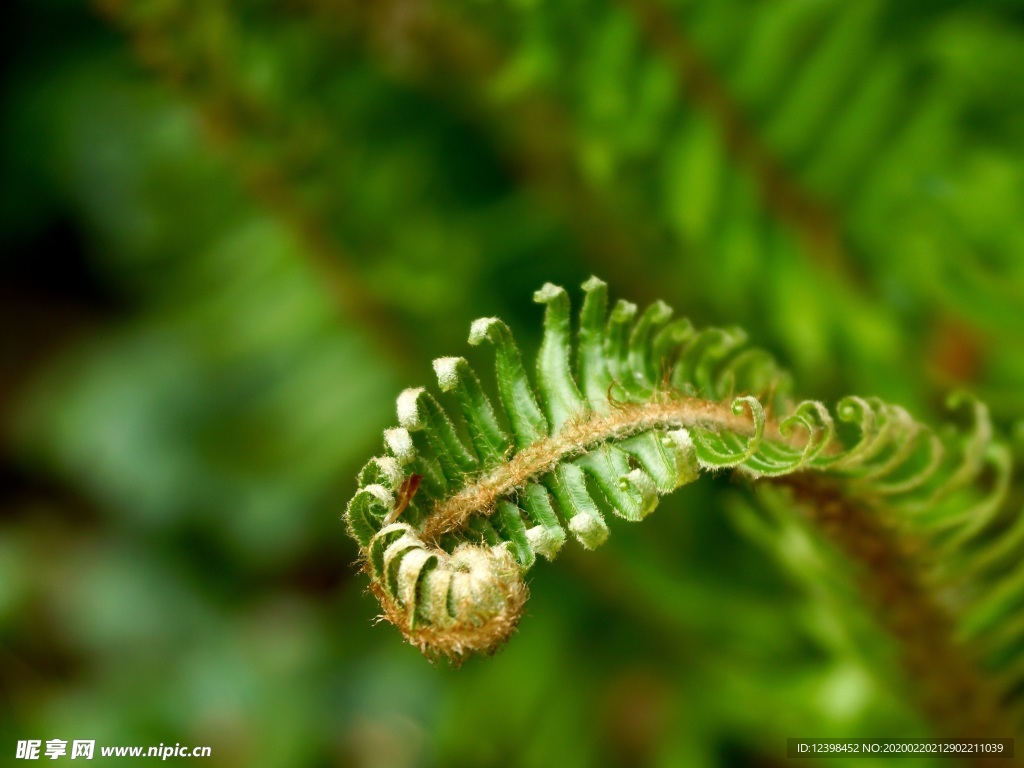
[{"x1": 3, "y1": 0, "x2": 1024, "y2": 765}]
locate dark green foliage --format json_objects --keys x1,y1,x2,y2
[{"x1": 4, "y1": 0, "x2": 1024, "y2": 764}]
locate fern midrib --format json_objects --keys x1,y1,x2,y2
[
  {"x1": 424, "y1": 394, "x2": 791, "y2": 541},
  {"x1": 96, "y1": 0, "x2": 421, "y2": 372},
  {"x1": 617, "y1": 0, "x2": 850, "y2": 276},
  {"x1": 782, "y1": 476, "x2": 1019, "y2": 750}
]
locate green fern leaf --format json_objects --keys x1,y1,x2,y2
[{"x1": 344, "y1": 279, "x2": 1019, "y2": 735}]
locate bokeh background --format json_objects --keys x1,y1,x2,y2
[{"x1": 3, "y1": 0, "x2": 1024, "y2": 765}]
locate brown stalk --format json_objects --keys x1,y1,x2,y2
[
  {"x1": 295, "y1": 0, "x2": 671, "y2": 309},
  {"x1": 779, "y1": 475, "x2": 1019, "y2": 755},
  {"x1": 92, "y1": 0, "x2": 417, "y2": 370},
  {"x1": 423, "y1": 395, "x2": 759, "y2": 541},
  {"x1": 617, "y1": 0, "x2": 851, "y2": 278}
]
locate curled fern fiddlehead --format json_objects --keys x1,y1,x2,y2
[{"x1": 344, "y1": 278, "x2": 1022, "y2": 736}]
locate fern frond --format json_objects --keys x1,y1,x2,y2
[{"x1": 344, "y1": 278, "x2": 1020, "y2": 732}]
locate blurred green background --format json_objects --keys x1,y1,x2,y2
[{"x1": 3, "y1": 0, "x2": 1024, "y2": 765}]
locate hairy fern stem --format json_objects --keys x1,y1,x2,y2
[
  {"x1": 782, "y1": 476, "x2": 1016, "y2": 747},
  {"x1": 425, "y1": 395, "x2": 760, "y2": 541}
]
